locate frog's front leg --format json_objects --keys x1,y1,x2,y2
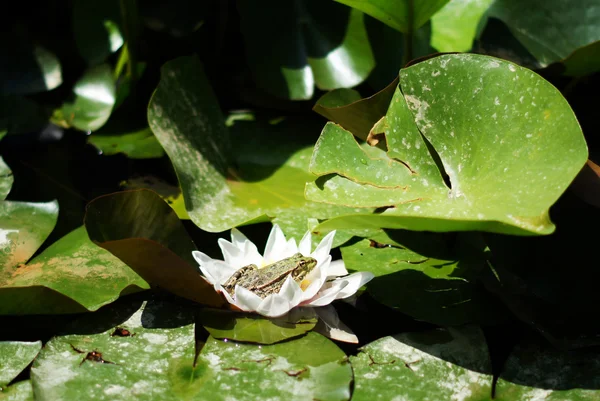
[{"x1": 223, "y1": 264, "x2": 258, "y2": 294}]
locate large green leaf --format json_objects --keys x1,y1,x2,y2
[
  {"x1": 85, "y1": 189, "x2": 225, "y2": 307},
  {"x1": 0, "y1": 341, "x2": 41, "y2": 387},
  {"x1": 307, "y1": 54, "x2": 587, "y2": 235},
  {"x1": 351, "y1": 326, "x2": 492, "y2": 400},
  {"x1": 495, "y1": 338, "x2": 600, "y2": 400},
  {"x1": 341, "y1": 231, "x2": 503, "y2": 325},
  {"x1": 199, "y1": 308, "x2": 317, "y2": 345},
  {"x1": 54, "y1": 64, "x2": 116, "y2": 132},
  {"x1": 88, "y1": 127, "x2": 164, "y2": 159},
  {"x1": 335, "y1": 0, "x2": 449, "y2": 33},
  {"x1": 431, "y1": 0, "x2": 494, "y2": 52},
  {"x1": 0, "y1": 226, "x2": 149, "y2": 315},
  {"x1": 238, "y1": 0, "x2": 374, "y2": 100},
  {"x1": 148, "y1": 56, "x2": 372, "y2": 245},
  {"x1": 488, "y1": 0, "x2": 600, "y2": 72},
  {"x1": 194, "y1": 332, "x2": 351, "y2": 400},
  {"x1": 72, "y1": 0, "x2": 123, "y2": 65},
  {"x1": 0, "y1": 380, "x2": 33, "y2": 401}
]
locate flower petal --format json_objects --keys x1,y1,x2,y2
[
  {"x1": 192, "y1": 250, "x2": 214, "y2": 268},
  {"x1": 314, "y1": 305, "x2": 359, "y2": 343},
  {"x1": 255, "y1": 276, "x2": 303, "y2": 318},
  {"x1": 200, "y1": 260, "x2": 239, "y2": 285},
  {"x1": 300, "y1": 255, "x2": 331, "y2": 302},
  {"x1": 298, "y1": 231, "x2": 312, "y2": 256},
  {"x1": 327, "y1": 259, "x2": 348, "y2": 277},
  {"x1": 230, "y1": 228, "x2": 251, "y2": 250},
  {"x1": 229, "y1": 228, "x2": 264, "y2": 266},
  {"x1": 285, "y1": 238, "x2": 298, "y2": 256},
  {"x1": 233, "y1": 285, "x2": 263, "y2": 312},
  {"x1": 263, "y1": 224, "x2": 288, "y2": 264},
  {"x1": 304, "y1": 280, "x2": 349, "y2": 307},
  {"x1": 334, "y1": 271, "x2": 374, "y2": 300},
  {"x1": 311, "y1": 230, "x2": 336, "y2": 265},
  {"x1": 215, "y1": 284, "x2": 236, "y2": 304},
  {"x1": 218, "y1": 238, "x2": 245, "y2": 268}
]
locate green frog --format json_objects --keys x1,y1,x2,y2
[{"x1": 223, "y1": 253, "x2": 317, "y2": 298}]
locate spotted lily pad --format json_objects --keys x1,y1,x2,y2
[
  {"x1": 0, "y1": 341, "x2": 41, "y2": 387},
  {"x1": 350, "y1": 326, "x2": 493, "y2": 400},
  {"x1": 307, "y1": 54, "x2": 587, "y2": 235}
]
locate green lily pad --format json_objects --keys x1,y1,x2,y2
[
  {"x1": 351, "y1": 326, "x2": 492, "y2": 400},
  {"x1": 0, "y1": 380, "x2": 33, "y2": 401},
  {"x1": 84, "y1": 189, "x2": 225, "y2": 307},
  {"x1": 341, "y1": 231, "x2": 503, "y2": 325},
  {"x1": 147, "y1": 56, "x2": 372, "y2": 244},
  {"x1": 0, "y1": 341, "x2": 41, "y2": 387},
  {"x1": 238, "y1": 0, "x2": 374, "y2": 100},
  {"x1": 88, "y1": 127, "x2": 164, "y2": 159},
  {"x1": 0, "y1": 226, "x2": 149, "y2": 315},
  {"x1": 30, "y1": 299, "x2": 200, "y2": 401},
  {"x1": 335, "y1": 0, "x2": 449, "y2": 33},
  {"x1": 561, "y1": 40, "x2": 600, "y2": 77},
  {"x1": 54, "y1": 64, "x2": 116, "y2": 132},
  {"x1": 488, "y1": 0, "x2": 600, "y2": 69},
  {"x1": 495, "y1": 338, "x2": 600, "y2": 400},
  {"x1": 199, "y1": 308, "x2": 318, "y2": 345},
  {"x1": 0, "y1": 157, "x2": 13, "y2": 200},
  {"x1": 431, "y1": 0, "x2": 494, "y2": 52},
  {"x1": 307, "y1": 54, "x2": 587, "y2": 235},
  {"x1": 194, "y1": 332, "x2": 351, "y2": 401},
  {"x1": 72, "y1": 0, "x2": 123, "y2": 65}
]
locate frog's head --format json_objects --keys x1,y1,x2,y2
[{"x1": 290, "y1": 253, "x2": 317, "y2": 281}]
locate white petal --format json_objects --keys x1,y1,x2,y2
[
  {"x1": 285, "y1": 238, "x2": 298, "y2": 256},
  {"x1": 230, "y1": 228, "x2": 264, "y2": 266},
  {"x1": 200, "y1": 260, "x2": 239, "y2": 285},
  {"x1": 300, "y1": 256, "x2": 331, "y2": 301},
  {"x1": 263, "y1": 224, "x2": 287, "y2": 264},
  {"x1": 215, "y1": 284, "x2": 236, "y2": 305},
  {"x1": 311, "y1": 230, "x2": 336, "y2": 265},
  {"x1": 305, "y1": 280, "x2": 349, "y2": 307},
  {"x1": 327, "y1": 259, "x2": 348, "y2": 277},
  {"x1": 230, "y1": 228, "x2": 251, "y2": 249},
  {"x1": 192, "y1": 250, "x2": 214, "y2": 268},
  {"x1": 334, "y1": 271, "x2": 374, "y2": 300},
  {"x1": 314, "y1": 305, "x2": 358, "y2": 343},
  {"x1": 218, "y1": 238, "x2": 245, "y2": 267},
  {"x1": 298, "y1": 231, "x2": 312, "y2": 255},
  {"x1": 233, "y1": 285, "x2": 263, "y2": 312},
  {"x1": 256, "y1": 276, "x2": 303, "y2": 318}
]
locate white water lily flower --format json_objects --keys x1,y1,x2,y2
[{"x1": 192, "y1": 224, "x2": 374, "y2": 319}]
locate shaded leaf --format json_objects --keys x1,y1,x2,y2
[
  {"x1": 73, "y1": 0, "x2": 123, "y2": 65},
  {"x1": 195, "y1": 332, "x2": 351, "y2": 400},
  {"x1": 341, "y1": 231, "x2": 503, "y2": 325},
  {"x1": 307, "y1": 54, "x2": 587, "y2": 235},
  {"x1": 0, "y1": 96, "x2": 50, "y2": 138},
  {"x1": 570, "y1": 159, "x2": 600, "y2": 208},
  {"x1": 88, "y1": 127, "x2": 164, "y2": 159},
  {"x1": 119, "y1": 176, "x2": 188, "y2": 219},
  {"x1": 0, "y1": 226, "x2": 149, "y2": 315},
  {"x1": 0, "y1": 157, "x2": 13, "y2": 201},
  {"x1": 238, "y1": 0, "x2": 374, "y2": 100},
  {"x1": 199, "y1": 308, "x2": 317, "y2": 345},
  {"x1": 335, "y1": 0, "x2": 449, "y2": 33},
  {"x1": 561, "y1": 40, "x2": 600, "y2": 77},
  {"x1": 0, "y1": 341, "x2": 41, "y2": 386},
  {"x1": 148, "y1": 56, "x2": 372, "y2": 245},
  {"x1": 54, "y1": 64, "x2": 116, "y2": 132},
  {"x1": 351, "y1": 326, "x2": 492, "y2": 400},
  {"x1": 431, "y1": 0, "x2": 494, "y2": 52},
  {"x1": 85, "y1": 189, "x2": 225, "y2": 307}
]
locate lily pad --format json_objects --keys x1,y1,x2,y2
[
  {"x1": 147, "y1": 56, "x2": 372, "y2": 244},
  {"x1": 431, "y1": 0, "x2": 494, "y2": 52},
  {"x1": 0, "y1": 380, "x2": 33, "y2": 401},
  {"x1": 88, "y1": 127, "x2": 164, "y2": 159},
  {"x1": 351, "y1": 326, "x2": 492, "y2": 401},
  {"x1": 54, "y1": 64, "x2": 116, "y2": 132},
  {"x1": 488, "y1": 0, "x2": 600, "y2": 69},
  {"x1": 194, "y1": 331, "x2": 351, "y2": 401},
  {"x1": 0, "y1": 341, "x2": 42, "y2": 387},
  {"x1": 495, "y1": 338, "x2": 600, "y2": 400},
  {"x1": 341, "y1": 231, "x2": 503, "y2": 325},
  {"x1": 307, "y1": 54, "x2": 587, "y2": 235},
  {"x1": 198, "y1": 308, "x2": 318, "y2": 345},
  {"x1": 84, "y1": 189, "x2": 225, "y2": 307},
  {"x1": 0, "y1": 157, "x2": 13, "y2": 200},
  {"x1": 335, "y1": 0, "x2": 449, "y2": 33},
  {"x1": 0, "y1": 226, "x2": 149, "y2": 315},
  {"x1": 238, "y1": 0, "x2": 374, "y2": 100},
  {"x1": 72, "y1": 0, "x2": 123, "y2": 65}
]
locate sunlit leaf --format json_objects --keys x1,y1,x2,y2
[
  {"x1": 0, "y1": 341, "x2": 41, "y2": 386},
  {"x1": 88, "y1": 127, "x2": 164, "y2": 159},
  {"x1": 431, "y1": 0, "x2": 494, "y2": 52}
]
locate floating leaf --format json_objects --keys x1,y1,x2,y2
[
  {"x1": 351, "y1": 326, "x2": 492, "y2": 400},
  {"x1": 238, "y1": 0, "x2": 374, "y2": 100},
  {"x1": 72, "y1": 0, "x2": 123, "y2": 65},
  {"x1": 199, "y1": 308, "x2": 317, "y2": 344},
  {"x1": 0, "y1": 341, "x2": 41, "y2": 386},
  {"x1": 431, "y1": 0, "x2": 494, "y2": 52},
  {"x1": 488, "y1": 0, "x2": 600, "y2": 70},
  {"x1": 0, "y1": 226, "x2": 149, "y2": 315},
  {"x1": 148, "y1": 56, "x2": 372, "y2": 244},
  {"x1": 0, "y1": 380, "x2": 33, "y2": 400},
  {"x1": 88, "y1": 127, "x2": 164, "y2": 159},
  {"x1": 85, "y1": 189, "x2": 225, "y2": 307},
  {"x1": 307, "y1": 54, "x2": 588, "y2": 235},
  {"x1": 335, "y1": 0, "x2": 449, "y2": 33},
  {"x1": 341, "y1": 231, "x2": 503, "y2": 325}
]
